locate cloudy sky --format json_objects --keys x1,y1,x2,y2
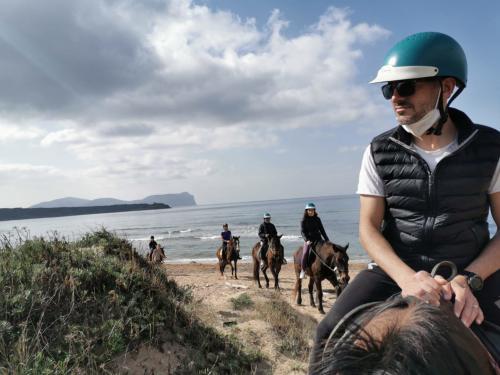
[{"x1": 0, "y1": 0, "x2": 499, "y2": 207}]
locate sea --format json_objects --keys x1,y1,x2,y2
[{"x1": 0, "y1": 194, "x2": 496, "y2": 264}]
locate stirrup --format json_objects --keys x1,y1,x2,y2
[{"x1": 299, "y1": 270, "x2": 306, "y2": 279}]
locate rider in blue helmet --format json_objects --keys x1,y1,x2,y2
[
  {"x1": 310, "y1": 32, "x2": 500, "y2": 372},
  {"x1": 299, "y1": 203, "x2": 329, "y2": 279}
]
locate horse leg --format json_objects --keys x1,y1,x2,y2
[
  {"x1": 219, "y1": 260, "x2": 224, "y2": 277},
  {"x1": 295, "y1": 277, "x2": 302, "y2": 305},
  {"x1": 234, "y1": 260, "x2": 238, "y2": 280},
  {"x1": 315, "y1": 278, "x2": 325, "y2": 314},
  {"x1": 222, "y1": 261, "x2": 228, "y2": 278},
  {"x1": 269, "y1": 263, "x2": 279, "y2": 290},
  {"x1": 263, "y1": 267, "x2": 270, "y2": 288},
  {"x1": 308, "y1": 277, "x2": 316, "y2": 308},
  {"x1": 253, "y1": 259, "x2": 262, "y2": 288}
]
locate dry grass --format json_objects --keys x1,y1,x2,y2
[
  {"x1": 256, "y1": 293, "x2": 317, "y2": 360},
  {"x1": 230, "y1": 293, "x2": 254, "y2": 310}
]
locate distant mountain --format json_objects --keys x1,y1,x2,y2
[{"x1": 31, "y1": 192, "x2": 197, "y2": 208}]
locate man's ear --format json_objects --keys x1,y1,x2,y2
[{"x1": 442, "y1": 77, "x2": 457, "y2": 102}]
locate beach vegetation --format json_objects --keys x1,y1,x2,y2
[
  {"x1": 256, "y1": 295, "x2": 317, "y2": 359},
  {"x1": 0, "y1": 228, "x2": 262, "y2": 374},
  {"x1": 230, "y1": 293, "x2": 254, "y2": 310}
]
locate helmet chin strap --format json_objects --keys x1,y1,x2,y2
[{"x1": 426, "y1": 80, "x2": 464, "y2": 136}]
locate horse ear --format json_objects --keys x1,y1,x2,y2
[
  {"x1": 344, "y1": 243, "x2": 349, "y2": 251},
  {"x1": 278, "y1": 234, "x2": 283, "y2": 239}
]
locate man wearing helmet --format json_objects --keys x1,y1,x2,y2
[
  {"x1": 258, "y1": 212, "x2": 279, "y2": 268},
  {"x1": 310, "y1": 32, "x2": 500, "y2": 370},
  {"x1": 220, "y1": 223, "x2": 232, "y2": 258}
]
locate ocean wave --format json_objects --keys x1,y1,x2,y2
[
  {"x1": 280, "y1": 235, "x2": 302, "y2": 242},
  {"x1": 199, "y1": 235, "x2": 220, "y2": 240},
  {"x1": 130, "y1": 236, "x2": 168, "y2": 241}
]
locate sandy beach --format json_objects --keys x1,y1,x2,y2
[{"x1": 157, "y1": 260, "x2": 367, "y2": 374}]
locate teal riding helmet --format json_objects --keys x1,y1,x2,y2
[
  {"x1": 370, "y1": 31, "x2": 467, "y2": 88},
  {"x1": 305, "y1": 203, "x2": 316, "y2": 210},
  {"x1": 263, "y1": 213, "x2": 271, "y2": 219}
]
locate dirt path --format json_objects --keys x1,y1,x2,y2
[{"x1": 159, "y1": 261, "x2": 366, "y2": 374}]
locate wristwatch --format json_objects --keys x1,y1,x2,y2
[{"x1": 461, "y1": 270, "x2": 484, "y2": 292}]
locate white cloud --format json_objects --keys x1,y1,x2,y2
[
  {"x1": 0, "y1": 122, "x2": 43, "y2": 142},
  {"x1": 0, "y1": 163, "x2": 62, "y2": 176},
  {"x1": 41, "y1": 128, "x2": 84, "y2": 147},
  {"x1": 0, "y1": 0, "x2": 391, "y2": 202}
]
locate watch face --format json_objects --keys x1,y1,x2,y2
[{"x1": 469, "y1": 276, "x2": 483, "y2": 291}]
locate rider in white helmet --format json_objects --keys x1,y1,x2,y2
[
  {"x1": 299, "y1": 203, "x2": 330, "y2": 279},
  {"x1": 258, "y1": 213, "x2": 278, "y2": 268}
]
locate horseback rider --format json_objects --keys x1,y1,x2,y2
[
  {"x1": 258, "y1": 213, "x2": 278, "y2": 269},
  {"x1": 148, "y1": 235, "x2": 157, "y2": 261},
  {"x1": 300, "y1": 202, "x2": 330, "y2": 279},
  {"x1": 220, "y1": 223, "x2": 232, "y2": 258},
  {"x1": 309, "y1": 32, "x2": 500, "y2": 372}
]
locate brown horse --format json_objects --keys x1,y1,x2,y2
[
  {"x1": 216, "y1": 236, "x2": 240, "y2": 279},
  {"x1": 251, "y1": 234, "x2": 284, "y2": 289},
  {"x1": 313, "y1": 295, "x2": 499, "y2": 374},
  {"x1": 150, "y1": 245, "x2": 166, "y2": 264},
  {"x1": 292, "y1": 241, "x2": 349, "y2": 314}
]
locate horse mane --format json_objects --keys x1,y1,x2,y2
[{"x1": 316, "y1": 296, "x2": 495, "y2": 375}]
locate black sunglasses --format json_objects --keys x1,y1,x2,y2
[{"x1": 381, "y1": 78, "x2": 436, "y2": 100}]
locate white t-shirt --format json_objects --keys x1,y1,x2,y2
[{"x1": 357, "y1": 140, "x2": 500, "y2": 196}]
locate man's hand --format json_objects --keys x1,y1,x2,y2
[
  {"x1": 448, "y1": 275, "x2": 484, "y2": 327},
  {"x1": 306, "y1": 240, "x2": 312, "y2": 245},
  {"x1": 400, "y1": 271, "x2": 443, "y2": 306}
]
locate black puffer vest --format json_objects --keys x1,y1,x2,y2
[{"x1": 371, "y1": 108, "x2": 499, "y2": 269}]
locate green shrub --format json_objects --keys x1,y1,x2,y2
[
  {"x1": 0, "y1": 230, "x2": 262, "y2": 374},
  {"x1": 230, "y1": 293, "x2": 254, "y2": 310}
]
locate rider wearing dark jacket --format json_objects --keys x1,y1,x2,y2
[
  {"x1": 221, "y1": 223, "x2": 232, "y2": 257},
  {"x1": 258, "y1": 213, "x2": 278, "y2": 267},
  {"x1": 300, "y1": 203, "x2": 329, "y2": 279},
  {"x1": 148, "y1": 235, "x2": 157, "y2": 261},
  {"x1": 301, "y1": 212, "x2": 329, "y2": 243}
]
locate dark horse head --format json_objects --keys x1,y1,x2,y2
[
  {"x1": 330, "y1": 242, "x2": 349, "y2": 290},
  {"x1": 268, "y1": 234, "x2": 283, "y2": 259},
  {"x1": 314, "y1": 295, "x2": 496, "y2": 375},
  {"x1": 231, "y1": 236, "x2": 240, "y2": 259}
]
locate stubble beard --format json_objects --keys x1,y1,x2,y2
[{"x1": 394, "y1": 100, "x2": 430, "y2": 125}]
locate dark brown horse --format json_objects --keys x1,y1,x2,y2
[
  {"x1": 251, "y1": 234, "x2": 284, "y2": 289},
  {"x1": 216, "y1": 236, "x2": 240, "y2": 279},
  {"x1": 292, "y1": 241, "x2": 349, "y2": 314},
  {"x1": 313, "y1": 295, "x2": 499, "y2": 374}
]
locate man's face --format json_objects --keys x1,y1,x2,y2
[{"x1": 387, "y1": 79, "x2": 441, "y2": 125}]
